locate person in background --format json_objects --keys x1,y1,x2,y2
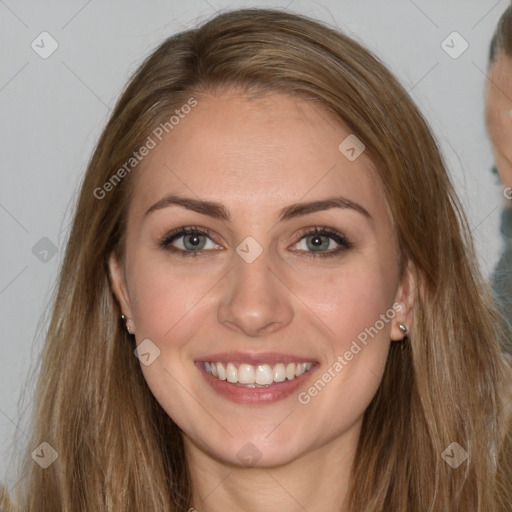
[{"x1": 486, "y1": 4, "x2": 512, "y2": 349}]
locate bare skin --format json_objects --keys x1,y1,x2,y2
[
  {"x1": 109, "y1": 90, "x2": 414, "y2": 512},
  {"x1": 486, "y1": 54, "x2": 512, "y2": 206}
]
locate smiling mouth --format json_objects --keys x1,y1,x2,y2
[{"x1": 201, "y1": 361, "x2": 314, "y2": 387}]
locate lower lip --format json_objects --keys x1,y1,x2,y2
[{"x1": 195, "y1": 362, "x2": 317, "y2": 404}]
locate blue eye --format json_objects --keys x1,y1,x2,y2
[
  {"x1": 160, "y1": 227, "x2": 221, "y2": 255},
  {"x1": 292, "y1": 228, "x2": 352, "y2": 257},
  {"x1": 302, "y1": 233, "x2": 335, "y2": 251},
  {"x1": 176, "y1": 233, "x2": 208, "y2": 251},
  {"x1": 159, "y1": 226, "x2": 352, "y2": 259}
]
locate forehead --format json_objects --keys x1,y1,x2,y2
[{"x1": 129, "y1": 91, "x2": 390, "y2": 223}]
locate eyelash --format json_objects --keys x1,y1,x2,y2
[
  {"x1": 159, "y1": 226, "x2": 217, "y2": 258},
  {"x1": 291, "y1": 227, "x2": 352, "y2": 258},
  {"x1": 158, "y1": 226, "x2": 353, "y2": 258}
]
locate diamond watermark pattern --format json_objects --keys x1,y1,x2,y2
[
  {"x1": 32, "y1": 237, "x2": 58, "y2": 263},
  {"x1": 134, "y1": 338, "x2": 161, "y2": 366},
  {"x1": 31, "y1": 32, "x2": 59, "y2": 59},
  {"x1": 236, "y1": 236, "x2": 263, "y2": 264},
  {"x1": 338, "y1": 134, "x2": 365, "y2": 162},
  {"x1": 31, "y1": 442, "x2": 58, "y2": 469},
  {"x1": 441, "y1": 442, "x2": 468, "y2": 468},
  {"x1": 236, "y1": 442, "x2": 262, "y2": 466},
  {"x1": 441, "y1": 32, "x2": 468, "y2": 59}
]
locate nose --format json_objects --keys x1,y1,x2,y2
[{"x1": 217, "y1": 251, "x2": 294, "y2": 337}]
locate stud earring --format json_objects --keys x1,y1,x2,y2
[
  {"x1": 121, "y1": 314, "x2": 133, "y2": 334},
  {"x1": 399, "y1": 323, "x2": 408, "y2": 337}
]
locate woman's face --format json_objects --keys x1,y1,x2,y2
[
  {"x1": 110, "y1": 90, "x2": 413, "y2": 467},
  {"x1": 486, "y1": 54, "x2": 512, "y2": 189}
]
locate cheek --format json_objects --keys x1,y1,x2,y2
[
  {"x1": 127, "y1": 252, "x2": 219, "y2": 342},
  {"x1": 287, "y1": 267, "x2": 397, "y2": 444},
  {"x1": 127, "y1": 256, "x2": 219, "y2": 427},
  {"x1": 498, "y1": 126, "x2": 512, "y2": 157},
  {"x1": 289, "y1": 258, "x2": 399, "y2": 349},
  {"x1": 290, "y1": 258, "x2": 398, "y2": 407}
]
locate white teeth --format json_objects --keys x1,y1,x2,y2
[
  {"x1": 256, "y1": 364, "x2": 274, "y2": 385},
  {"x1": 238, "y1": 364, "x2": 255, "y2": 384},
  {"x1": 273, "y1": 363, "x2": 286, "y2": 383},
  {"x1": 217, "y1": 362, "x2": 226, "y2": 380},
  {"x1": 203, "y1": 361, "x2": 314, "y2": 386},
  {"x1": 226, "y1": 362, "x2": 237, "y2": 383}
]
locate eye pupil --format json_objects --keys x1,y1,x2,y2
[
  {"x1": 184, "y1": 234, "x2": 205, "y2": 250},
  {"x1": 307, "y1": 234, "x2": 329, "y2": 251}
]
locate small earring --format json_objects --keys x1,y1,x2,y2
[
  {"x1": 399, "y1": 323, "x2": 408, "y2": 336},
  {"x1": 121, "y1": 314, "x2": 132, "y2": 334}
]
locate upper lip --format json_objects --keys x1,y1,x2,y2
[{"x1": 196, "y1": 351, "x2": 317, "y2": 365}]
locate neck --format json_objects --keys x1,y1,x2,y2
[{"x1": 184, "y1": 429, "x2": 358, "y2": 512}]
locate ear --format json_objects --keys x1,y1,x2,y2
[
  {"x1": 108, "y1": 254, "x2": 135, "y2": 331},
  {"x1": 390, "y1": 260, "x2": 416, "y2": 341}
]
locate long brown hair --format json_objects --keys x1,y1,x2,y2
[{"x1": 2, "y1": 8, "x2": 512, "y2": 511}]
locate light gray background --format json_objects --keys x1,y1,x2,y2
[{"x1": 0, "y1": 0, "x2": 508, "y2": 483}]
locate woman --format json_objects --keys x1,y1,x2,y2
[
  {"x1": 487, "y1": 4, "x2": 512, "y2": 349},
  {"x1": 2, "y1": 8, "x2": 511, "y2": 511}
]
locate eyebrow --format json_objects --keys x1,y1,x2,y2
[
  {"x1": 279, "y1": 197, "x2": 371, "y2": 221},
  {"x1": 144, "y1": 194, "x2": 372, "y2": 222},
  {"x1": 145, "y1": 194, "x2": 230, "y2": 220}
]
